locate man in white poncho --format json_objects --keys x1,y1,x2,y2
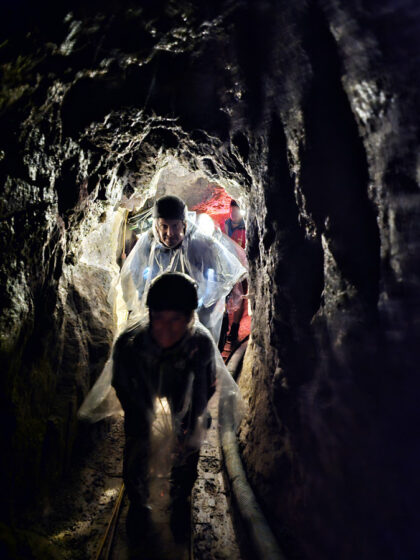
[{"x1": 120, "y1": 195, "x2": 247, "y2": 343}]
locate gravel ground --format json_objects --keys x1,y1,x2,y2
[
  {"x1": 192, "y1": 392, "x2": 242, "y2": 560},
  {"x1": 26, "y1": 390, "x2": 241, "y2": 560}
]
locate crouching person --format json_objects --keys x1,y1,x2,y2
[{"x1": 112, "y1": 272, "x2": 216, "y2": 545}]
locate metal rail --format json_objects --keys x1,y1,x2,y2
[{"x1": 95, "y1": 483, "x2": 125, "y2": 560}]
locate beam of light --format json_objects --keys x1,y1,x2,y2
[
  {"x1": 196, "y1": 212, "x2": 216, "y2": 237},
  {"x1": 49, "y1": 488, "x2": 120, "y2": 542}
]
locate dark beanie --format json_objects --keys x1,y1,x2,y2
[
  {"x1": 152, "y1": 195, "x2": 187, "y2": 220},
  {"x1": 146, "y1": 272, "x2": 198, "y2": 312}
]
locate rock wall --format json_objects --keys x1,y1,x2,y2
[{"x1": 0, "y1": 1, "x2": 419, "y2": 557}]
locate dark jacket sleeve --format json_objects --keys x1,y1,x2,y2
[
  {"x1": 191, "y1": 333, "x2": 217, "y2": 420},
  {"x1": 112, "y1": 329, "x2": 156, "y2": 436},
  {"x1": 112, "y1": 330, "x2": 154, "y2": 410}
]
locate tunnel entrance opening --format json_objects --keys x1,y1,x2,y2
[
  {"x1": 120, "y1": 158, "x2": 251, "y2": 347},
  {"x1": 78, "y1": 156, "x2": 251, "y2": 345}
]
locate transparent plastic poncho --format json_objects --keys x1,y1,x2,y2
[
  {"x1": 78, "y1": 314, "x2": 243, "y2": 425},
  {"x1": 119, "y1": 219, "x2": 247, "y2": 343},
  {"x1": 78, "y1": 314, "x2": 244, "y2": 483}
]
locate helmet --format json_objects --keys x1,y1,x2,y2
[
  {"x1": 152, "y1": 195, "x2": 187, "y2": 221},
  {"x1": 146, "y1": 272, "x2": 198, "y2": 312}
]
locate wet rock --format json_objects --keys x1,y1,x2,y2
[{"x1": 0, "y1": 1, "x2": 419, "y2": 558}]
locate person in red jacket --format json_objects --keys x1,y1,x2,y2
[
  {"x1": 224, "y1": 200, "x2": 247, "y2": 341},
  {"x1": 224, "y1": 199, "x2": 246, "y2": 249}
]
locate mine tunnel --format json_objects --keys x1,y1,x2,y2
[{"x1": 0, "y1": 1, "x2": 419, "y2": 559}]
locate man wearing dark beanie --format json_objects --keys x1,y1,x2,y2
[
  {"x1": 152, "y1": 195, "x2": 188, "y2": 248},
  {"x1": 113, "y1": 272, "x2": 216, "y2": 547}
]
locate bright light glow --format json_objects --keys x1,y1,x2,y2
[
  {"x1": 196, "y1": 213, "x2": 215, "y2": 236},
  {"x1": 104, "y1": 488, "x2": 119, "y2": 499},
  {"x1": 155, "y1": 397, "x2": 171, "y2": 414}
]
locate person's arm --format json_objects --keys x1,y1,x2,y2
[
  {"x1": 112, "y1": 327, "x2": 156, "y2": 438},
  {"x1": 181, "y1": 334, "x2": 217, "y2": 436},
  {"x1": 112, "y1": 328, "x2": 152, "y2": 410},
  {"x1": 207, "y1": 236, "x2": 247, "y2": 291}
]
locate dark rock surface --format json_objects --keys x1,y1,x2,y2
[{"x1": 0, "y1": 1, "x2": 419, "y2": 558}]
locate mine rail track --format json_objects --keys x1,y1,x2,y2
[{"x1": 95, "y1": 483, "x2": 126, "y2": 560}]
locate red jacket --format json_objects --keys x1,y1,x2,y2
[{"x1": 224, "y1": 218, "x2": 246, "y2": 248}]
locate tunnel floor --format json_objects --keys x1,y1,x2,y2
[
  {"x1": 34, "y1": 395, "x2": 241, "y2": 559},
  {"x1": 32, "y1": 314, "x2": 249, "y2": 559}
]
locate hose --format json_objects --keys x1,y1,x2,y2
[
  {"x1": 219, "y1": 340, "x2": 287, "y2": 560},
  {"x1": 225, "y1": 336, "x2": 249, "y2": 370}
]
